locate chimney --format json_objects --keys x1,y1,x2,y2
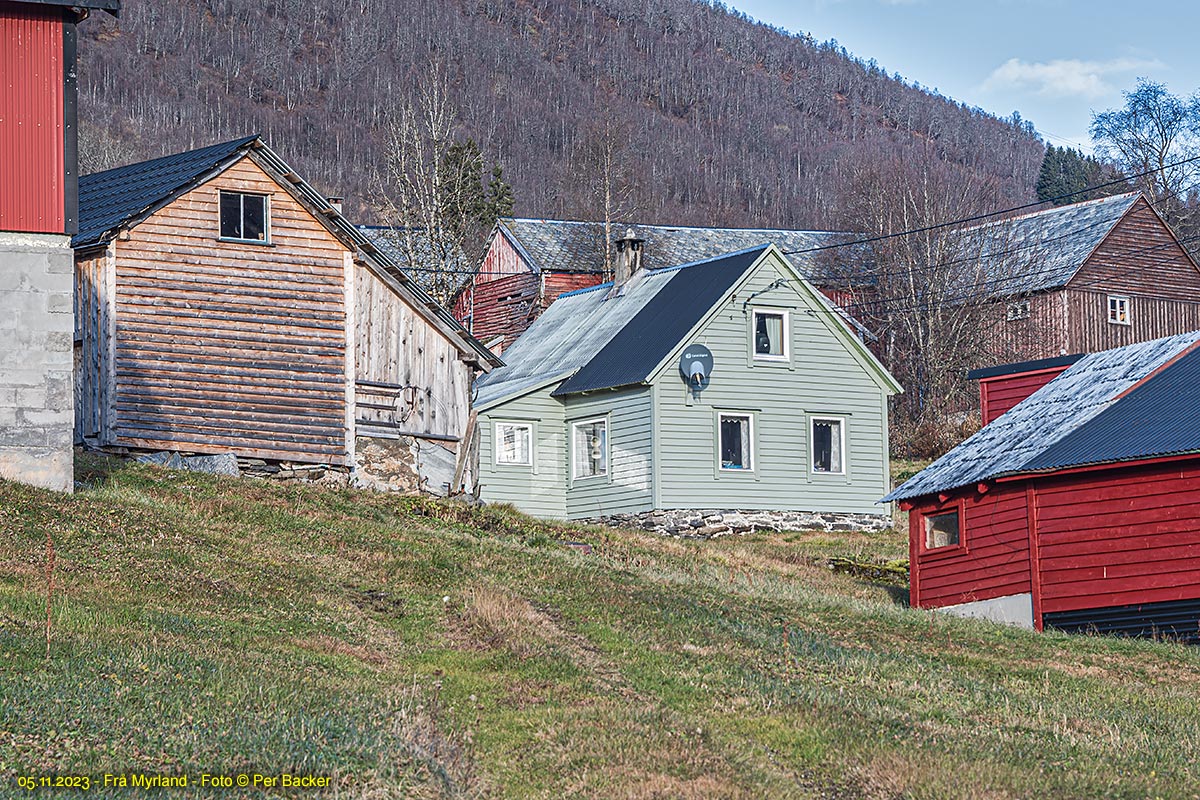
[
  {"x1": 328, "y1": 196, "x2": 344, "y2": 214},
  {"x1": 613, "y1": 227, "x2": 645, "y2": 286}
]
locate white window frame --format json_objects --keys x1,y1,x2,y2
[
  {"x1": 494, "y1": 422, "x2": 533, "y2": 467},
  {"x1": 1006, "y1": 300, "x2": 1030, "y2": 321},
  {"x1": 717, "y1": 412, "x2": 755, "y2": 472},
  {"x1": 810, "y1": 416, "x2": 846, "y2": 476},
  {"x1": 570, "y1": 417, "x2": 609, "y2": 481},
  {"x1": 218, "y1": 190, "x2": 271, "y2": 244},
  {"x1": 751, "y1": 308, "x2": 790, "y2": 362},
  {"x1": 1107, "y1": 294, "x2": 1131, "y2": 326}
]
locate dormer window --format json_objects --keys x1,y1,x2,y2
[
  {"x1": 219, "y1": 191, "x2": 268, "y2": 242},
  {"x1": 752, "y1": 310, "x2": 788, "y2": 360}
]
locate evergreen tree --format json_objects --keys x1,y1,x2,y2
[{"x1": 1035, "y1": 145, "x2": 1114, "y2": 206}]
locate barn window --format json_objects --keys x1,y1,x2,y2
[
  {"x1": 811, "y1": 417, "x2": 845, "y2": 474},
  {"x1": 719, "y1": 413, "x2": 754, "y2": 471},
  {"x1": 752, "y1": 310, "x2": 788, "y2": 360},
  {"x1": 571, "y1": 418, "x2": 608, "y2": 480},
  {"x1": 1006, "y1": 300, "x2": 1030, "y2": 320},
  {"x1": 219, "y1": 191, "x2": 269, "y2": 242},
  {"x1": 1107, "y1": 295, "x2": 1130, "y2": 325},
  {"x1": 495, "y1": 422, "x2": 532, "y2": 466},
  {"x1": 925, "y1": 510, "x2": 961, "y2": 550}
]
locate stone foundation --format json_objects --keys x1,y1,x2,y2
[
  {"x1": 590, "y1": 508, "x2": 894, "y2": 538},
  {"x1": 353, "y1": 435, "x2": 461, "y2": 496}
]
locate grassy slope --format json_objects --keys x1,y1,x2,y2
[{"x1": 1, "y1": 455, "x2": 1198, "y2": 799}]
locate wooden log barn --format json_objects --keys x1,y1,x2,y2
[
  {"x1": 71, "y1": 136, "x2": 501, "y2": 493},
  {"x1": 885, "y1": 331, "x2": 1200, "y2": 640}
]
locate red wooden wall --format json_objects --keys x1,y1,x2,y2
[
  {"x1": 0, "y1": 1, "x2": 65, "y2": 234},
  {"x1": 978, "y1": 365, "x2": 1072, "y2": 425},
  {"x1": 908, "y1": 483, "x2": 1031, "y2": 610},
  {"x1": 1034, "y1": 461, "x2": 1200, "y2": 616},
  {"x1": 542, "y1": 271, "x2": 603, "y2": 306}
]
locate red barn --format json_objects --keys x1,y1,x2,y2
[
  {"x1": 1, "y1": 0, "x2": 118, "y2": 492},
  {"x1": 886, "y1": 331, "x2": 1200, "y2": 640},
  {"x1": 454, "y1": 218, "x2": 863, "y2": 352}
]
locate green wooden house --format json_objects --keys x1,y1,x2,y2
[{"x1": 473, "y1": 244, "x2": 902, "y2": 531}]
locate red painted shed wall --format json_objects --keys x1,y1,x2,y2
[
  {"x1": 466, "y1": 271, "x2": 539, "y2": 352},
  {"x1": 0, "y1": 2, "x2": 65, "y2": 234},
  {"x1": 909, "y1": 483, "x2": 1031, "y2": 609},
  {"x1": 542, "y1": 271, "x2": 603, "y2": 306},
  {"x1": 978, "y1": 365, "x2": 1072, "y2": 425},
  {"x1": 1035, "y1": 461, "x2": 1200, "y2": 615}
]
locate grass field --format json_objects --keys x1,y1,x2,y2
[{"x1": 2, "y1": 454, "x2": 1199, "y2": 798}]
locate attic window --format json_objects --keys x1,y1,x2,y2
[
  {"x1": 752, "y1": 310, "x2": 788, "y2": 360},
  {"x1": 1107, "y1": 295, "x2": 1130, "y2": 325},
  {"x1": 219, "y1": 191, "x2": 269, "y2": 242},
  {"x1": 924, "y1": 510, "x2": 960, "y2": 550},
  {"x1": 1006, "y1": 300, "x2": 1031, "y2": 321}
]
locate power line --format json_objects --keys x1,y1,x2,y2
[{"x1": 778, "y1": 153, "x2": 1200, "y2": 258}]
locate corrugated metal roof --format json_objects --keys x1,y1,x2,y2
[
  {"x1": 883, "y1": 330, "x2": 1200, "y2": 502},
  {"x1": 498, "y1": 218, "x2": 858, "y2": 282},
  {"x1": 74, "y1": 135, "x2": 258, "y2": 247},
  {"x1": 960, "y1": 192, "x2": 1140, "y2": 296},
  {"x1": 475, "y1": 246, "x2": 769, "y2": 407},
  {"x1": 552, "y1": 247, "x2": 766, "y2": 396}
]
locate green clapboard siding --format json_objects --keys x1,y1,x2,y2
[
  {"x1": 477, "y1": 388, "x2": 567, "y2": 519},
  {"x1": 564, "y1": 388, "x2": 655, "y2": 519},
  {"x1": 652, "y1": 253, "x2": 891, "y2": 516}
]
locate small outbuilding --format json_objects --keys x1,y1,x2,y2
[
  {"x1": 474, "y1": 244, "x2": 901, "y2": 533},
  {"x1": 71, "y1": 136, "x2": 500, "y2": 492},
  {"x1": 886, "y1": 331, "x2": 1200, "y2": 640}
]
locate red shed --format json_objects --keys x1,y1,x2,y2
[{"x1": 887, "y1": 331, "x2": 1200, "y2": 640}]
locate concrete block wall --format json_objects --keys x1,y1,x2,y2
[{"x1": 0, "y1": 233, "x2": 76, "y2": 492}]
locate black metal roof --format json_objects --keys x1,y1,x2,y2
[
  {"x1": 74, "y1": 135, "x2": 258, "y2": 247},
  {"x1": 551, "y1": 246, "x2": 767, "y2": 396},
  {"x1": 1023, "y1": 345, "x2": 1200, "y2": 472},
  {"x1": 966, "y1": 353, "x2": 1084, "y2": 381}
]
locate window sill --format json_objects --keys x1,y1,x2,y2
[
  {"x1": 218, "y1": 237, "x2": 275, "y2": 247},
  {"x1": 921, "y1": 544, "x2": 968, "y2": 560},
  {"x1": 1106, "y1": 320, "x2": 1132, "y2": 326}
]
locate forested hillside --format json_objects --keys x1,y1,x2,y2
[{"x1": 77, "y1": 0, "x2": 1045, "y2": 229}]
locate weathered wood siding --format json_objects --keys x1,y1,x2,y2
[
  {"x1": 73, "y1": 245, "x2": 114, "y2": 442},
  {"x1": 1062, "y1": 197, "x2": 1200, "y2": 353},
  {"x1": 908, "y1": 485, "x2": 1031, "y2": 610},
  {"x1": 541, "y1": 272, "x2": 603, "y2": 310},
  {"x1": 563, "y1": 388, "x2": 654, "y2": 519},
  {"x1": 1035, "y1": 462, "x2": 1200, "y2": 616},
  {"x1": 108, "y1": 156, "x2": 349, "y2": 463},
  {"x1": 460, "y1": 272, "x2": 538, "y2": 353},
  {"x1": 987, "y1": 290, "x2": 1070, "y2": 364},
  {"x1": 353, "y1": 262, "x2": 471, "y2": 441},
  {"x1": 652, "y1": 253, "x2": 892, "y2": 516},
  {"x1": 477, "y1": 388, "x2": 567, "y2": 518}
]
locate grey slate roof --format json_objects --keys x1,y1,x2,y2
[
  {"x1": 357, "y1": 226, "x2": 471, "y2": 274},
  {"x1": 475, "y1": 246, "x2": 770, "y2": 408},
  {"x1": 884, "y1": 330, "x2": 1200, "y2": 503},
  {"x1": 74, "y1": 135, "x2": 258, "y2": 248},
  {"x1": 960, "y1": 192, "x2": 1141, "y2": 296},
  {"x1": 497, "y1": 218, "x2": 860, "y2": 283}
]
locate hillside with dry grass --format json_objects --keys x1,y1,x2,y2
[{"x1": 2, "y1": 455, "x2": 1198, "y2": 798}]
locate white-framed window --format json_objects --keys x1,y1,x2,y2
[
  {"x1": 1107, "y1": 295, "x2": 1130, "y2": 325},
  {"x1": 811, "y1": 417, "x2": 845, "y2": 475},
  {"x1": 924, "y1": 509, "x2": 961, "y2": 550},
  {"x1": 494, "y1": 422, "x2": 532, "y2": 466},
  {"x1": 571, "y1": 418, "x2": 608, "y2": 480},
  {"x1": 219, "y1": 191, "x2": 269, "y2": 242},
  {"x1": 1006, "y1": 300, "x2": 1030, "y2": 320},
  {"x1": 718, "y1": 413, "x2": 754, "y2": 471},
  {"x1": 752, "y1": 309, "x2": 788, "y2": 360}
]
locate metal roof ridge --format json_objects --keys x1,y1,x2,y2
[
  {"x1": 963, "y1": 191, "x2": 1140, "y2": 232},
  {"x1": 644, "y1": 243, "x2": 772, "y2": 274}
]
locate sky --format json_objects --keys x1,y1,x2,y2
[{"x1": 727, "y1": 0, "x2": 1199, "y2": 153}]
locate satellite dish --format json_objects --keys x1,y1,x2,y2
[{"x1": 679, "y1": 344, "x2": 714, "y2": 389}]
